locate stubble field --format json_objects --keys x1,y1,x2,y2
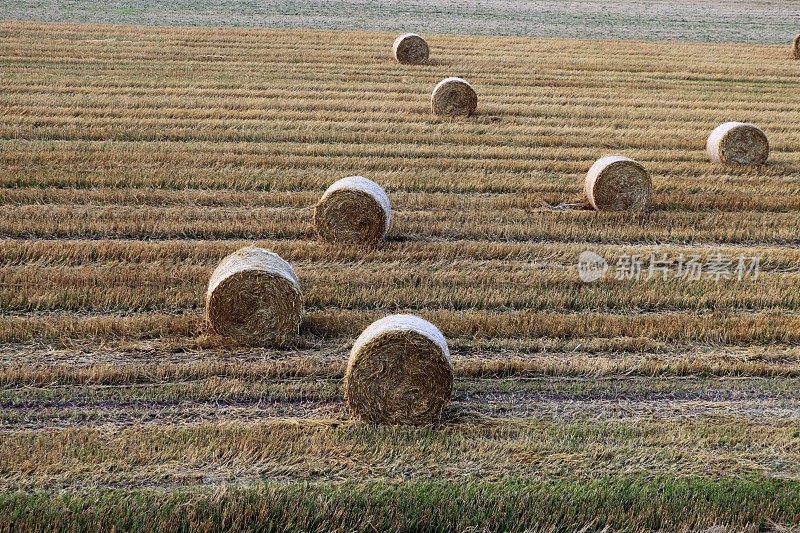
[{"x1": 1, "y1": 20, "x2": 799, "y2": 531}]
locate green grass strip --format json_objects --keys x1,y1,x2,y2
[{"x1": 1, "y1": 476, "x2": 798, "y2": 532}]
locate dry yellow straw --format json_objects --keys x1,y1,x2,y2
[
  {"x1": 393, "y1": 33, "x2": 429, "y2": 64},
  {"x1": 585, "y1": 155, "x2": 653, "y2": 212},
  {"x1": 431, "y1": 77, "x2": 478, "y2": 117},
  {"x1": 707, "y1": 122, "x2": 769, "y2": 166},
  {"x1": 314, "y1": 176, "x2": 391, "y2": 245},
  {"x1": 206, "y1": 247, "x2": 302, "y2": 346},
  {"x1": 344, "y1": 314, "x2": 452, "y2": 425}
]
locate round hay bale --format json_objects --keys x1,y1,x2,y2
[
  {"x1": 585, "y1": 155, "x2": 653, "y2": 212},
  {"x1": 793, "y1": 34, "x2": 800, "y2": 59},
  {"x1": 706, "y1": 122, "x2": 769, "y2": 166},
  {"x1": 206, "y1": 246, "x2": 302, "y2": 346},
  {"x1": 431, "y1": 77, "x2": 477, "y2": 117},
  {"x1": 344, "y1": 314, "x2": 452, "y2": 425},
  {"x1": 393, "y1": 33, "x2": 429, "y2": 65},
  {"x1": 313, "y1": 176, "x2": 391, "y2": 245}
]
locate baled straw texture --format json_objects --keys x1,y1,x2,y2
[
  {"x1": 585, "y1": 155, "x2": 653, "y2": 212},
  {"x1": 344, "y1": 314, "x2": 452, "y2": 425},
  {"x1": 206, "y1": 246, "x2": 302, "y2": 346},
  {"x1": 314, "y1": 176, "x2": 391, "y2": 245},
  {"x1": 393, "y1": 33, "x2": 429, "y2": 65},
  {"x1": 706, "y1": 122, "x2": 769, "y2": 166},
  {"x1": 793, "y1": 34, "x2": 800, "y2": 59},
  {"x1": 431, "y1": 77, "x2": 478, "y2": 117}
]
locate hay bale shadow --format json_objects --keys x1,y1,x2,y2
[{"x1": 440, "y1": 404, "x2": 497, "y2": 426}]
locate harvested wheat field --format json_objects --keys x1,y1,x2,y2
[{"x1": 1, "y1": 20, "x2": 800, "y2": 531}]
